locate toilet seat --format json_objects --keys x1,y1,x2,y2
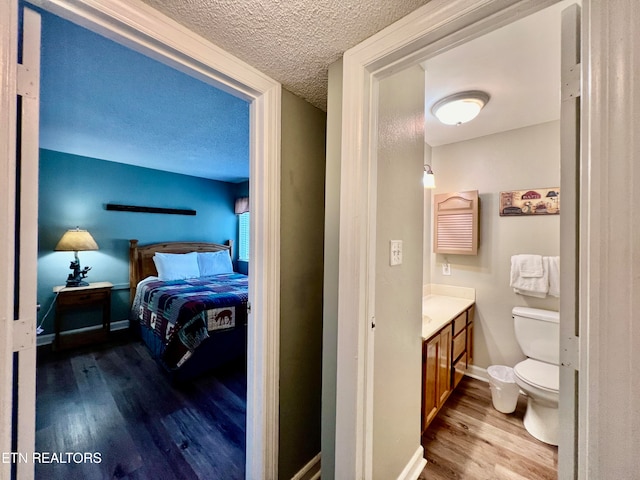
[{"x1": 514, "y1": 358, "x2": 559, "y2": 393}]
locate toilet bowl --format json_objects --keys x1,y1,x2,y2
[
  {"x1": 513, "y1": 358, "x2": 559, "y2": 445},
  {"x1": 512, "y1": 307, "x2": 560, "y2": 446}
]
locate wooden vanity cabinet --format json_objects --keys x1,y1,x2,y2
[
  {"x1": 422, "y1": 335, "x2": 439, "y2": 427},
  {"x1": 466, "y1": 305, "x2": 475, "y2": 366},
  {"x1": 452, "y1": 309, "x2": 471, "y2": 388},
  {"x1": 422, "y1": 304, "x2": 475, "y2": 432},
  {"x1": 422, "y1": 327, "x2": 451, "y2": 430}
]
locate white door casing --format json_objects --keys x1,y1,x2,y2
[
  {"x1": 14, "y1": 7, "x2": 42, "y2": 480},
  {"x1": 0, "y1": 6, "x2": 43, "y2": 480},
  {"x1": 559, "y1": 3, "x2": 581, "y2": 478},
  {"x1": 1, "y1": 0, "x2": 281, "y2": 478},
  {"x1": 0, "y1": 2, "x2": 19, "y2": 478},
  {"x1": 579, "y1": 2, "x2": 640, "y2": 478}
]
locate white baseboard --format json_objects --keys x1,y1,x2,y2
[
  {"x1": 36, "y1": 319, "x2": 130, "y2": 347},
  {"x1": 466, "y1": 365, "x2": 490, "y2": 382},
  {"x1": 396, "y1": 446, "x2": 427, "y2": 480},
  {"x1": 291, "y1": 453, "x2": 321, "y2": 480}
]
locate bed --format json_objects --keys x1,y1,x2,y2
[{"x1": 128, "y1": 239, "x2": 248, "y2": 382}]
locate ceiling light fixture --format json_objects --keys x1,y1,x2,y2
[
  {"x1": 423, "y1": 165, "x2": 436, "y2": 189},
  {"x1": 431, "y1": 90, "x2": 490, "y2": 126}
]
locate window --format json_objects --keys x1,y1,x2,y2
[{"x1": 238, "y1": 212, "x2": 250, "y2": 261}]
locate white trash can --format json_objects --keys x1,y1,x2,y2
[{"x1": 487, "y1": 365, "x2": 520, "y2": 414}]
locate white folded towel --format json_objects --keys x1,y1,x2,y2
[
  {"x1": 510, "y1": 255, "x2": 549, "y2": 298},
  {"x1": 513, "y1": 254, "x2": 544, "y2": 277},
  {"x1": 547, "y1": 256, "x2": 560, "y2": 297}
]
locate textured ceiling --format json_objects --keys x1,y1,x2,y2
[
  {"x1": 140, "y1": 0, "x2": 432, "y2": 110},
  {"x1": 38, "y1": 0, "x2": 569, "y2": 181}
]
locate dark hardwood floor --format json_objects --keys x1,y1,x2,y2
[
  {"x1": 35, "y1": 335, "x2": 246, "y2": 480},
  {"x1": 37, "y1": 338, "x2": 556, "y2": 480},
  {"x1": 420, "y1": 376, "x2": 558, "y2": 480}
]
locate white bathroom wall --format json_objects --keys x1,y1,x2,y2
[
  {"x1": 427, "y1": 120, "x2": 560, "y2": 368},
  {"x1": 374, "y1": 65, "x2": 424, "y2": 479}
]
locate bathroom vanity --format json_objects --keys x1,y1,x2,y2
[{"x1": 422, "y1": 284, "x2": 475, "y2": 432}]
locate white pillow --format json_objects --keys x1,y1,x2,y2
[
  {"x1": 197, "y1": 250, "x2": 234, "y2": 276},
  {"x1": 153, "y1": 252, "x2": 200, "y2": 281}
]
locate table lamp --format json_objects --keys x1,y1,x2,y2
[{"x1": 55, "y1": 227, "x2": 99, "y2": 287}]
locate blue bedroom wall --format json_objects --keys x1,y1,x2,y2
[
  {"x1": 37, "y1": 149, "x2": 245, "y2": 335},
  {"x1": 33, "y1": 4, "x2": 251, "y2": 183}
]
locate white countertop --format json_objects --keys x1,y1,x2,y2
[{"x1": 422, "y1": 284, "x2": 475, "y2": 340}]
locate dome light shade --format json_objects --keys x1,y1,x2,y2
[{"x1": 432, "y1": 91, "x2": 490, "y2": 126}]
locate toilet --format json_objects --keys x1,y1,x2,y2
[{"x1": 512, "y1": 306, "x2": 560, "y2": 446}]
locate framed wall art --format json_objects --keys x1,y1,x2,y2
[{"x1": 499, "y1": 187, "x2": 560, "y2": 216}]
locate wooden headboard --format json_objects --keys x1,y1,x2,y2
[{"x1": 129, "y1": 239, "x2": 233, "y2": 304}]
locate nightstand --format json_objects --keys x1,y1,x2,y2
[{"x1": 53, "y1": 281, "x2": 113, "y2": 350}]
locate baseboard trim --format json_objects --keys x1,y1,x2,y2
[
  {"x1": 466, "y1": 365, "x2": 489, "y2": 382},
  {"x1": 396, "y1": 446, "x2": 427, "y2": 480},
  {"x1": 36, "y1": 319, "x2": 130, "y2": 347},
  {"x1": 291, "y1": 453, "x2": 321, "y2": 480}
]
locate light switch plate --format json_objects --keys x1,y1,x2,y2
[{"x1": 390, "y1": 240, "x2": 402, "y2": 266}]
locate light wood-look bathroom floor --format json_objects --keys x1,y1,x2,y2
[{"x1": 419, "y1": 376, "x2": 558, "y2": 480}]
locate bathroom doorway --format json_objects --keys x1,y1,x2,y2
[
  {"x1": 333, "y1": 0, "x2": 586, "y2": 478},
  {"x1": 419, "y1": 0, "x2": 569, "y2": 449}
]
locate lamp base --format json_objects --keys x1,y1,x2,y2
[{"x1": 65, "y1": 257, "x2": 92, "y2": 288}]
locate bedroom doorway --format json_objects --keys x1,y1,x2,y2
[
  {"x1": 2, "y1": 0, "x2": 281, "y2": 478},
  {"x1": 35, "y1": 8, "x2": 253, "y2": 477}
]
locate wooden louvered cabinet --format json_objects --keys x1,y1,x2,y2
[{"x1": 433, "y1": 190, "x2": 479, "y2": 255}]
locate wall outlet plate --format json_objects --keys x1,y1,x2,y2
[
  {"x1": 390, "y1": 240, "x2": 402, "y2": 266},
  {"x1": 442, "y1": 263, "x2": 451, "y2": 275}
]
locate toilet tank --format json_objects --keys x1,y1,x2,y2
[{"x1": 512, "y1": 307, "x2": 560, "y2": 365}]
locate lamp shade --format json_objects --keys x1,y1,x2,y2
[
  {"x1": 234, "y1": 197, "x2": 249, "y2": 214},
  {"x1": 55, "y1": 228, "x2": 99, "y2": 252}
]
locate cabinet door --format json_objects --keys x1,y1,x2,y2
[
  {"x1": 466, "y1": 305, "x2": 475, "y2": 366},
  {"x1": 466, "y1": 321, "x2": 474, "y2": 367},
  {"x1": 438, "y1": 327, "x2": 452, "y2": 407},
  {"x1": 433, "y1": 190, "x2": 479, "y2": 255},
  {"x1": 452, "y1": 329, "x2": 466, "y2": 362},
  {"x1": 422, "y1": 336, "x2": 439, "y2": 430},
  {"x1": 453, "y1": 354, "x2": 467, "y2": 388}
]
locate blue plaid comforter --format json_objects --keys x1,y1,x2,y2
[{"x1": 130, "y1": 273, "x2": 248, "y2": 369}]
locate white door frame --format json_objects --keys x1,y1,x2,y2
[
  {"x1": 336, "y1": 0, "x2": 613, "y2": 478},
  {"x1": 0, "y1": 0, "x2": 19, "y2": 476},
  {"x1": 0, "y1": 0, "x2": 281, "y2": 478}
]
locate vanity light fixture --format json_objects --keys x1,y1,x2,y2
[
  {"x1": 432, "y1": 90, "x2": 490, "y2": 126},
  {"x1": 423, "y1": 165, "x2": 436, "y2": 189}
]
